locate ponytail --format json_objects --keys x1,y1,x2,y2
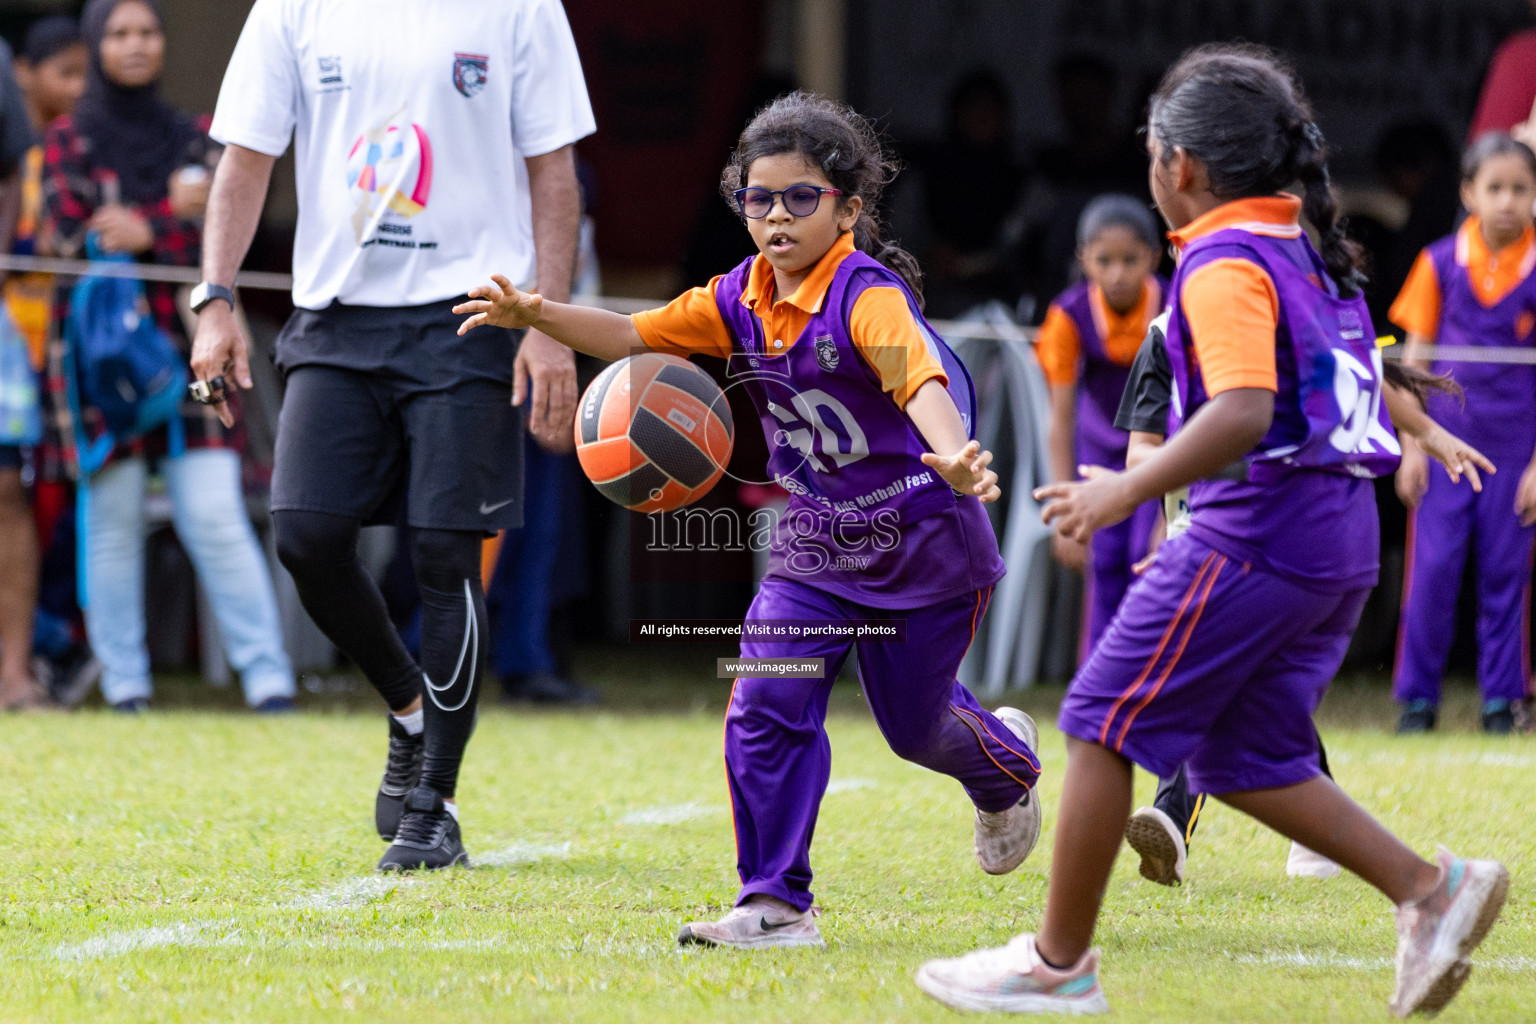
[
  {"x1": 1383, "y1": 362, "x2": 1461, "y2": 408},
  {"x1": 1287, "y1": 119, "x2": 1366, "y2": 298},
  {"x1": 1150, "y1": 44, "x2": 1368, "y2": 296}
]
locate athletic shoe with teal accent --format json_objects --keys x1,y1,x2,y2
[
  {"x1": 1389, "y1": 847, "x2": 1509, "y2": 1017},
  {"x1": 974, "y1": 707, "x2": 1042, "y2": 875},
  {"x1": 915, "y1": 933, "x2": 1109, "y2": 1015}
]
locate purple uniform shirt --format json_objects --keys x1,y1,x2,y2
[
  {"x1": 1164, "y1": 228, "x2": 1400, "y2": 593},
  {"x1": 712, "y1": 251, "x2": 1005, "y2": 608},
  {"x1": 1418, "y1": 232, "x2": 1536, "y2": 458}
]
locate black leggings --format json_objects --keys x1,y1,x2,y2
[{"x1": 275, "y1": 510, "x2": 486, "y2": 797}]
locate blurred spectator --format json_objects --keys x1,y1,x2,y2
[
  {"x1": 915, "y1": 69, "x2": 1025, "y2": 318},
  {"x1": 0, "y1": 36, "x2": 39, "y2": 712},
  {"x1": 10, "y1": 16, "x2": 96, "y2": 707},
  {"x1": 1017, "y1": 53, "x2": 1149, "y2": 318},
  {"x1": 41, "y1": 0, "x2": 293, "y2": 712},
  {"x1": 0, "y1": 35, "x2": 44, "y2": 710},
  {"x1": 490, "y1": 156, "x2": 596, "y2": 704},
  {"x1": 1468, "y1": 0, "x2": 1536, "y2": 146}
]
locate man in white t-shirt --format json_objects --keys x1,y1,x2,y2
[{"x1": 189, "y1": 0, "x2": 595, "y2": 871}]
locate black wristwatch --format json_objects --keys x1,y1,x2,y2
[{"x1": 190, "y1": 282, "x2": 235, "y2": 313}]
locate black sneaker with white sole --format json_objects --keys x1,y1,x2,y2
[
  {"x1": 377, "y1": 786, "x2": 469, "y2": 872},
  {"x1": 376, "y1": 716, "x2": 425, "y2": 841}
]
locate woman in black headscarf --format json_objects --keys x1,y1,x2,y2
[{"x1": 40, "y1": 0, "x2": 295, "y2": 714}]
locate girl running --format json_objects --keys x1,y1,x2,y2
[
  {"x1": 914, "y1": 45, "x2": 1508, "y2": 1018},
  {"x1": 1390, "y1": 132, "x2": 1536, "y2": 735},
  {"x1": 1035, "y1": 195, "x2": 1166, "y2": 653},
  {"x1": 456, "y1": 92, "x2": 1043, "y2": 948},
  {"x1": 1114, "y1": 313, "x2": 1341, "y2": 885}
]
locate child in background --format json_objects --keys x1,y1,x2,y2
[
  {"x1": 9, "y1": 16, "x2": 93, "y2": 707},
  {"x1": 1035, "y1": 195, "x2": 1166, "y2": 654},
  {"x1": 457, "y1": 92, "x2": 1044, "y2": 949},
  {"x1": 915, "y1": 44, "x2": 1506, "y2": 1018},
  {"x1": 1390, "y1": 132, "x2": 1536, "y2": 735}
]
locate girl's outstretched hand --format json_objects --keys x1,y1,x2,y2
[
  {"x1": 1415, "y1": 423, "x2": 1494, "y2": 494},
  {"x1": 454, "y1": 274, "x2": 544, "y2": 335},
  {"x1": 922, "y1": 440, "x2": 1001, "y2": 504},
  {"x1": 1033, "y1": 464, "x2": 1138, "y2": 544}
]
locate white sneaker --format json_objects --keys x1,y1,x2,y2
[
  {"x1": 1389, "y1": 847, "x2": 1509, "y2": 1017},
  {"x1": 974, "y1": 708, "x2": 1042, "y2": 875},
  {"x1": 916, "y1": 933, "x2": 1110, "y2": 1014},
  {"x1": 1286, "y1": 841, "x2": 1341, "y2": 879},
  {"x1": 677, "y1": 896, "x2": 825, "y2": 949},
  {"x1": 1124, "y1": 806, "x2": 1186, "y2": 886}
]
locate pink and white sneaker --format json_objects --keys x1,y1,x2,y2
[
  {"x1": 915, "y1": 933, "x2": 1110, "y2": 1015},
  {"x1": 1389, "y1": 847, "x2": 1509, "y2": 1018},
  {"x1": 677, "y1": 896, "x2": 825, "y2": 949}
]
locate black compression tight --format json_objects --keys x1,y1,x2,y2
[{"x1": 274, "y1": 510, "x2": 486, "y2": 797}]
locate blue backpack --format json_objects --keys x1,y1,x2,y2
[
  {"x1": 62, "y1": 235, "x2": 186, "y2": 476},
  {"x1": 62, "y1": 235, "x2": 188, "y2": 608}
]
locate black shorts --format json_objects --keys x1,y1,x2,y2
[
  {"x1": 0, "y1": 445, "x2": 22, "y2": 471},
  {"x1": 270, "y1": 303, "x2": 525, "y2": 532}
]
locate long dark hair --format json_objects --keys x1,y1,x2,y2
[
  {"x1": 1148, "y1": 44, "x2": 1362, "y2": 296},
  {"x1": 721, "y1": 91, "x2": 925, "y2": 307},
  {"x1": 1149, "y1": 44, "x2": 1452, "y2": 406}
]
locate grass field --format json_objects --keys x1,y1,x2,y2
[{"x1": 3, "y1": 664, "x2": 1532, "y2": 1023}]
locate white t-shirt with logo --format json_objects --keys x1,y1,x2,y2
[{"x1": 210, "y1": 0, "x2": 595, "y2": 310}]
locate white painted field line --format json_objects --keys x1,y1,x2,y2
[
  {"x1": 53, "y1": 920, "x2": 237, "y2": 961},
  {"x1": 476, "y1": 840, "x2": 572, "y2": 867},
  {"x1": 620, "y1": 802, "x2": 723, "y2": 825},
  {"x1": 1232, "y1": 951, "x2": 1536, "y2": 973},
  {"x1": 825, "y1": 777, "x2": 879, "y2": 794},
  {"x1": 287, "y1": 875, "x2": 415, "y2": 910}
]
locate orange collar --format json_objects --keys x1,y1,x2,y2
[
  {"x1": 1089, "y1": 277, "x2": 1160, "y2": 344},
  {"x1": 1453, "y1": 217, "x2": 1536, "y2": 308},
  {"x1": 1455, "y1": 216, "x2": 1535, "y2": 273},
  {"x1": 1168, "y1": 195, "x2": 1303, "y2": 250},
  {"x1": 740, "y1": 231, "x2": 857, "y2": 317}
]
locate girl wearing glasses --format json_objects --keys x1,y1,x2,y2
[{"x1": 457, "y1": 91, "x2": 1043, "y2": 949}]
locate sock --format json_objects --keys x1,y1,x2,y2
[
  {"x1": 1037, "y1": 948, "x2": 1072, "y2": 971},
  {"x1": 441, "y1": 800, "x2": 459, "y2": 821},
  {"x1": 391, "y1": 707, "x2": 424, "y2": 735}
]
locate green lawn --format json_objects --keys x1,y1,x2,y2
[{"x1": 2, "y1": 670, "x2": 1531, "y2": 1023}]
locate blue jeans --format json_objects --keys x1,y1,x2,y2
[{"x1": 83, "y1": 449, "x2": 294, "y2": 706}]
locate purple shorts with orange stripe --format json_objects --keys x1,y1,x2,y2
[{"x1": 1058, "y1": 532, "x2": 1369, "y2": 794}]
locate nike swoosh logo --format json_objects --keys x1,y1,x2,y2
[
  {"x1": 479, "y1": 499, "x2": 515, "y2": 515},
  {"x1": 759, "y1": 916, "x2": 800, "y2": 932}
]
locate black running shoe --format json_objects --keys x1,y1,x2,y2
[
  {"x1": 1482, "y1": 700, "x2": 1515, "y2": 735},
  {"x1": 377, "y1": 786, "x2": 469, "y2": 872},
  {"x1": 376, "y1": 716, "x2": 425, "y2": 841},
  {"x1": 1396, "y1": 701, "x2": 1437, "y2": 735}
]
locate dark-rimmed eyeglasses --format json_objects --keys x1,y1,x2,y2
[{"x1": 733, "y1": 185, "x2": 844, "y2": 220}]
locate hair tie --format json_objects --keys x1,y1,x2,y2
[{"x1": 1302, "y1": 121, "x2": 1324, "y2": 151}]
